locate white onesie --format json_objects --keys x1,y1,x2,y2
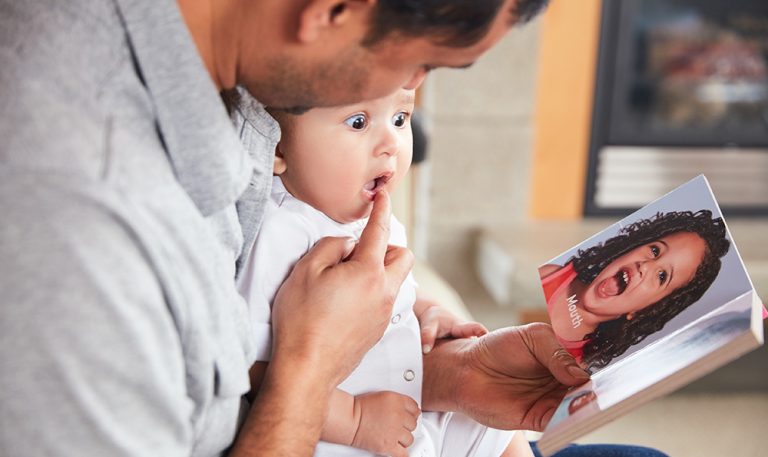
[{"x1": 237, "y1": 176, "x2": 514, "y2": 457}]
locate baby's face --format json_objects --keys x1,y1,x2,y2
[{"x1": 275, "y1": 89, "x2": 415, "y2": 223}]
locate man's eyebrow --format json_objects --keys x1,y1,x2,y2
[{"x1": 507, "y1": 10, "x2": 519, "y2": 27}]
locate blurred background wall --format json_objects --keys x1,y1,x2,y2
[
  {"x1": 419, "y1": 20, "x2": 541, "y2": 306},
  {"x1": 409, "y1": 1, "x2": 768, "y2": 455}
]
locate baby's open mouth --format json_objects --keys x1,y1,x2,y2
[{"x1": 363, "y1": 172, "x2": 392, "y2": 197}]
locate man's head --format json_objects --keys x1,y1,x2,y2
[{"x1": 226, "y1": 0, "x2": 550, "y2": 112}]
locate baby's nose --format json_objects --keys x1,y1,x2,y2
[{"x1": 375, "y1": 131, "x2": 400, "y2": 157}]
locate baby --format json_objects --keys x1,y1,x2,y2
[{"x1": 237, "y1": 88, "x2": 532, "y2": 457}]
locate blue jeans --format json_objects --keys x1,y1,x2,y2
[{"x1": 530, "y1": 442, "x2": 669, "y2": 457}]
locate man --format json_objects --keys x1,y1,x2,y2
[{"x1": 0, "y1": 0, "x2": 590, "y2": 456}]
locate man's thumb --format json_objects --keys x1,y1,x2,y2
[{"x1": 302, "y1": 237, "x2": 357, "y2": 271}]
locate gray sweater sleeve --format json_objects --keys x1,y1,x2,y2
[
  {"x1": 0, "y1": 176, "x2": 193, "y2": 456},
  {"x1": 1, "y1": 1, "x2": 256, "y2": 454}
]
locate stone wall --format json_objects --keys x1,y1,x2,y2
[{"x1": 422, "y1": 20, "x2": 543, "y2": 293}]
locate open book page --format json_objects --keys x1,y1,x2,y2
[
  {"x1": 536, "y1": 175, "x2": 766, "y2": 456},
  {"x1": 538, "y1": 175, "x2": 756, "y2": 374}
]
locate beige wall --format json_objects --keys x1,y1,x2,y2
[{"x1": 423, "y1": 21, "x2": 543, "y2": 290}]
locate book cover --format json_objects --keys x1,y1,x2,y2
[{"x1": 536, "y1": 175, "x2": 766, "y2": 456}]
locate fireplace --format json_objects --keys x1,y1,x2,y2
[{"x1": 584, "y1": 0, "x2": 768, "y2": 216}]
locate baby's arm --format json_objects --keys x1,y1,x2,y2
[
  {"x1": 414, "y1": 290, "x2": 488, "y2": 353},
  {"x1": 250, "y1": 363, "x2": 419, "y2": 457}
]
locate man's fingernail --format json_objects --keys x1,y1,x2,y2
[
  {"x1": 422, "y1": 344, "x2": 431, "y2": 354},
  {"x1": 568, "y1": 365, "x2": 590, "y2": 379}
]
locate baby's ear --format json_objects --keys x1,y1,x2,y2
[{"x1": 273, "y1": 144, "x2": 287, "y2": 175}]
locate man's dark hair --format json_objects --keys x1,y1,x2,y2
[
  {"x1": 569, "y1": 210, "x2": 730, "y2": 372},
  {"x1": 364, "y1": 0, "x2": 551, "y2": 48}
]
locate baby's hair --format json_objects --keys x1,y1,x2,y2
[
  {"x1": 569, "y1": 210, "x2": 730, "y2": 371},
  {"x1": 265, "y1": 106, "x2": 298, "y2": 138},
  {"x1": 265, "y1": 106, "x2": 293, "y2": 122}
]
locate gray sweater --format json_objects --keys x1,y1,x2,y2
[{"x1": 0, "y1": 0, "x2": 278, "y2": 455}]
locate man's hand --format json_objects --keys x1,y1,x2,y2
[
  {"x1": 422, "y1": 323, "x2": 590, "y2": 432},
  {"x1": 351, "y1": 391, "x2": 420, "y2": 457},
  {"x1": 270, "y1": 190, "x2": 414, "y2": 385}
]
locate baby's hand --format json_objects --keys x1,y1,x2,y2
[
  {"x1": 351, "y1": 391, "x2": 420, "y2": 457},
  {"x1": 417, "y1": 304, "x2": 488, "y2": 354}
]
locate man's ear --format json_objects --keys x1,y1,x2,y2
[
  {"x1": 297, "y1": 0, "x2": 375, "y2": 43},
  {"x1": 273, "y1": 144, "x2": 288, "y2": 175}
]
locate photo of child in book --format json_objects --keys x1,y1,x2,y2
[
  {"x1": 539, "y1": 210, "x2": 730, "y2": 372},
  {"x1": 237, "y1": 88, "x2": 532, "y2": 457}
]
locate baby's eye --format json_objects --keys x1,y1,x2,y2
[
  {"x1": 649, "y1": 245, "x2": 660, "y2": 257},
  {"x1": 392, "y1": 112, "x2": 409, "y2": 128},
  {"x1": 345, "y1": 114, "x2": 367, "y2": 130},
  {"x1": 658, "y1": 270, "x2": 667, "y2": 285}
]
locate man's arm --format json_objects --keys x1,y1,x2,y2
[
  {"x1": 0, "y1": 181, "x2": 193, "y2": 455},
  {"x1": 230, "y1": 190, "x2": 414, "y2": 455},
  {"x1": 234, "y1": 353, "x2": 337, "y2": 455},
  {"x1": 246, "y1": 361, "x2": 359, "y2": 448},
  {"x1": 248, "y1": 362, "x2": 418, "y2": 457}
]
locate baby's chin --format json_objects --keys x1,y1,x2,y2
[
  {"x1": 327, "y1": 203, "x2": 374, "y2": 225},
  {"x1": 353, "y1": 203, "x2": 375, "y2": 222}
]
